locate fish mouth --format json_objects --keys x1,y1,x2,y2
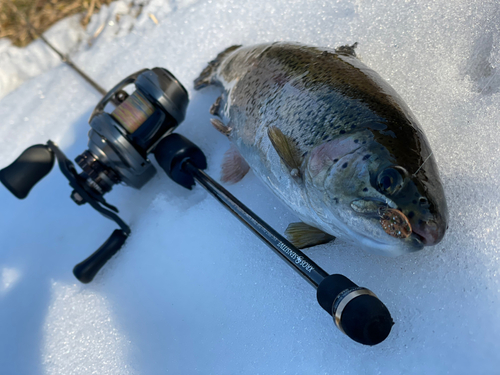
[
  {"x1": 411, "y1": 218, "x2": 445, "y2": 246},
  {"x1": 351, "y1": 198, "x2": 413, "y2": 240},
  {"x1": 348, "y1": 198, "x2": 428, "y2": 254},
  {"x1": 350, "y1": 198, "x2": 444, "y2": 247}
]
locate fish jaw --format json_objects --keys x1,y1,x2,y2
[
  {"x1": 399, "y1": 175, "x2": 449, "y2": 246},
  {"x1": 301, "y1": 190, "x2": 425, "y2": 256},
  {"x1": 350, "y1": 228, "x2": 425, "y2": 257}
]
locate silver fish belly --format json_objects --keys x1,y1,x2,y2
[{"x1": 194, "y1": 42, "x2": 448, "y2": 256}]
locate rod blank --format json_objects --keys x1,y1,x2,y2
[{"x1": 184, "y1": 162, "x2": 328, "y2": 287}]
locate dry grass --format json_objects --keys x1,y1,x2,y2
[{"x1": 0, "y1": 0, "x2": 113, "y2": 47}]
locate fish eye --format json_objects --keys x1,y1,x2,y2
[{"x1": 377, "y1": 166, "x2": 407, "y2": 195}]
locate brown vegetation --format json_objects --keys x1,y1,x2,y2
[{"x1": 0, "y1": 0, "x2": 113, "y2": 47}]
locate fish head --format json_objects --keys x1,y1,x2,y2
[{"x1": 304, "y1": 135, "x2": 448, "y2": 256}]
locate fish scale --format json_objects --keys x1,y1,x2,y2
[{"x1": 195, "y1": 42, "x2": 448, "y2": 256}]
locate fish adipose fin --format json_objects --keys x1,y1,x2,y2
[
  {"x1": 194, "y1": 45, "x2": 242, "y2": 90},
  {"x1": 221, "y1": 144, "x2": 250, "y2": 184},
  {"x1": 285, "y1": 222, "x2": 336, "y2": 249},
  {"x1": 268, "y1": 126, "x2": 302, "y2": 179},
  {"x1": 335, "y1": 42, "x2": 358, "y2": 57}
]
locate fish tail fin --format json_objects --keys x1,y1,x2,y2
[{"x1": 194, "y1": 45, "x2": 242, "y2": 90}]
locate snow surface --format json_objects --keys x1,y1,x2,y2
[{"x1": 1, "y1": 0, "x2": 500, "y2": 374}]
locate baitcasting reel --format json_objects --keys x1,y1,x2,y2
[
  {"x1": 0, "y1": 68, "x2": 189, "y2": 283},
  {"x1": 1, "y1": 68, "x2": 393, "y2": 345}
]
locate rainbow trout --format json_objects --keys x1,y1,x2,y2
[{"x1": 194, "y1": 42, "x2": 448, "y2": 256}]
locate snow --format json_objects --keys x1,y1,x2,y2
[
  {"x1": 0, "y1": 14, "x2": 84, "y2": 101},
  {"x1": 1, "y1": 0, "x2": 500, "y2": 374}
]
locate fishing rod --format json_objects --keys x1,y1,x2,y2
[
  {"x1": 0, "y1": 68, "x2": 393, "y2": 346},
  {"x1": 156, "y1": 135, "x2": 393, "y2": 345}
]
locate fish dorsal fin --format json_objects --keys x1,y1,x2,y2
[
  {"x1": 268, "y1": 126, "x2": 302, "y2": 179},
  {"x1": 285, "y1": 222, "x2": 336, "y2": 249},
  {"x1": 221, "y1": 144, "x2": 250, "y2": 184},
  {"x1": 335, "y1": 42, "x2": 358, "y2": 57}
]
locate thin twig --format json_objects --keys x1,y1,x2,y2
[
  {"x1": 83, "y1": 0, "x2": 96, "y2": 25},
  {"x1": 5, "y1": 0, "x2": 117, "y2": 102}
]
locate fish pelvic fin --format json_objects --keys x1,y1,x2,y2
[
  {"x1": 194, "y1": 45, "x2": 242, "y2": 90},
  {"x1": 268, "y1": 126, "x2": 302, "y2": 180},
  {"x1": 285, "y1": 222, "x2": 336, "y2": 249},
  {"x1": 221, "y1": 144, "x2": 250, "y2": 184}
]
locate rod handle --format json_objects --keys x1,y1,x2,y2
[
  {"x1": 317, "y1": 274, "x2": 393, "y2": 346},
  {"x1": 153, "y1": 133, "x2": 207, "y2": 189},
  {"x1": 73, "y1": 230, "x2": 128, "y2": 283},
  {"x1": 0, "y1": 144, "x2": 54, "y2": 199}
]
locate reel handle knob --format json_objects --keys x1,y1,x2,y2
[
  {"x1": 317, "y1": 274, "x2": 393, "y2": 346},
  {"x1": 73, "y1": 229, "x2": 128, "y2": 283},
  {"x1": 0, "y1": 144, "x2": 55, "y2": 199}
]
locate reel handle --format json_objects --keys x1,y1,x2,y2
[
  {"x1": 73, "y1": 229, "x2": 128, "y2": 283},
  {"x1": 0, "y1": 144, "x2": 55, "y2": 199},
  {"x1": 317, "y1": 274, "x2": 393, "y2": 346}
]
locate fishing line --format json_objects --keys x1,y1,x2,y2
[
  {"x1": 5, "y1": 0, "x2": 119, "y2": 105},
  {"x1": 412, "y1": 151, "x2": 433, "y2": 177}
]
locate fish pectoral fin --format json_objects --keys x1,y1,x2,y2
[
  {"x1": 221, "y1": 144, "x2": 250, "y2": 184},
  {"x1": 268, "y1": 126, "x2": 302, "y2": 179},
  {"x1": 285, "y1": 222, "x2": 336, "y2": 249}
]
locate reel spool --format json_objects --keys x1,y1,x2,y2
[{"x1": 0, "y1": 68, "x2": 188, "y2": 283}]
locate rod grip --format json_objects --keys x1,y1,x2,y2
[
  {"x1": 73, "y1": 229, "x2": 128, "y2": 283},
  {"x1": 0, "y1": 144, "x2": 54, "y2": 199},
  {"x1": 153, "y1": 133, "x2": 207, "y2": 189},
  {"x1": 317, "y1": 274, "x2": 393, "y2": 345}
]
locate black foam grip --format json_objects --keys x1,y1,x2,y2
[
  {"x1": 317, "y1": 274, "x2": 393, "y2": 346},
  {"x1": 73, "y1": 229, "x2": 128, "y2": 283},
  {"x1": 154, "y1": 133, "x2": 207, "y2": 189},
  {"x1": 0, "y1": 144, "x2": 54, "y2": 199},
  {"x1": 340, "y1": 293, "x2": 393, "y2": 346}
]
